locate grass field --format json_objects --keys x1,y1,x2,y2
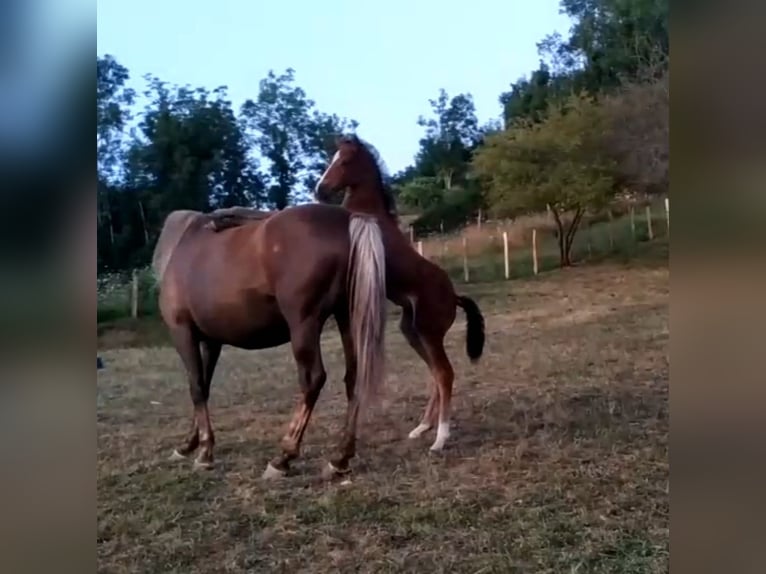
[{"x1": 97, "y1": 246, "x2": 668, "y2": 573}]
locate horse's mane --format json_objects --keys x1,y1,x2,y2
[{"x1": 353, "y1": 137, "x2": 398, "y2": 221}]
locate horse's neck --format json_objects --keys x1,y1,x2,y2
[{"x1": 343, "y1": 183, "x2": 392, "y2": 220}]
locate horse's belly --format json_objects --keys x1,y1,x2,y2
[{"x1": 192, "y1": 293, "x2": 291, "y2": 350}]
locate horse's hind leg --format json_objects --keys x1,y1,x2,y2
[
  {"x1": 402, "y1": 298, "x2": 456, "y2": 452},
  {"x1": 400, "y1": 303, "x2": 439, "y2": 440},
  {"x1": 172, "y1": 339, "x2": 221, "y2": 461},
  {"x1": 325, "y1": 309, "x2": 359, "y2": 477},
  {"x1": 420, "y1": 337, "x2": 455, "y2": 452},
  {"x1": 168, "y1": 326, "x2": 218, "y2": 469},
  {"x1": 263, "y1": 318, "x2": 327, "y2": 479}
]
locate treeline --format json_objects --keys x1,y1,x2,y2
[
  {"x1": 97, "y1": 0, "x2": 668, "y2": 272},
  {"x1": 97, "y1": 64, "x2": 357, "y2": 271}
]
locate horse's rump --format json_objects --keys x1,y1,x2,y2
[
  {"x1": 151, "y1": 210, "x2": 206, "y2": 284},
  {"x1": 151, "y1": 207, "x2": 276, "y2": 284}
]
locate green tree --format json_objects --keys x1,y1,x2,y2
[
  {"x1": 97, "y1": 55, "x2": 135, "y2": 260},
  {"x1": 104, "y1": 78, "x2": 263, "y2": 270},
  {"x1": 499, "y1": 0, "x2": 668, "y2": 126},
  {"x1": 302, "y1": 110, "x2": 358, "y2": 194},
  {"x1": 241, "y1": 69, "x2": 357, "y2": 208},
  {"x1": 396, "y1": 176, "x2": 443, "y2": 211},
  {"x1": 473, "y1": 92, "x2": 618, "y2": 266},
  {"x1": 499, "y1": 63, "x2": 571, "y2": 127},
  {"x1": 241, "y1": 69, "x2": 311, "y2": 209},
  {"x1": 548, "y1": 0, "x2": 669, "y2": 91},
  {"x1": 97, "y1": 55, "x2": 135, "y2": 180},
  {"x1": 415, "y1": 89, "x2": 480, "y2": 191}
]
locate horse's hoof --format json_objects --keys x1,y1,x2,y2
[
  {"x1": 193, "y1": 458, "x2": 215, "y2": 471},
  {"x1": 429, "y1": 439, "x2": 448, "y2": 453},
  {"x1": 322, "y1": 462, "x2": 351, "y2": 481},
  {"x1": 408, "y1": 423, "x2": 431, "y2": 439},
  {"x1": 169, "y1": 449, "x2": 188, "y2": 461},
  {"x1": 428, "y1": 423, "x2": 451, "y2": 452},
  {"x1": 262, "y1": 463, "x2": 287, "y2": 480}
]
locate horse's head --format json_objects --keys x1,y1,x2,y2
[
  {"x1": 315, "y1": 134, "x2": 396, "y2": 217},
  {"x1": 315, "y1": 134, "x2": 369, "y2": 199}
]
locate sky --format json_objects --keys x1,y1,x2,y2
[{"x1": 97, "y1": 0, "x2": 573, "y2": 174}]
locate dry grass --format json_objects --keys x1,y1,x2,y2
[
  {"x1": 97, "y1": 258, "x2": 668, "y2": 573},
  {"x1": 420, "y1": 212, "x2": 556, "y2": 259}
]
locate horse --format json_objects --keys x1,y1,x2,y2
[
  {"x1": 315, "y1": 134, "x2": 486, "y2": 452},
  {"x1": 152, "y1": 201, "x2": 387, "y2": 480}
]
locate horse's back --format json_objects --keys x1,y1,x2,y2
[
  {"x1": 257, "y1": 203, "x2": 353, "y2": 285},
  {"x1": 155, "y1": 203, "x2": 354, "y2": 347}
]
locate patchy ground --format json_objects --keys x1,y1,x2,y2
[{"x1": 97, "y1": 257, "x2": 669, "y2": 573}]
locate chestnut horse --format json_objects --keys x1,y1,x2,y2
[
  {"x1": 152, "y1": 202, "x2": 387, "y2": 479},
  {"x1": 315, "y1": 134, "x2": 486, "y2": 452}
]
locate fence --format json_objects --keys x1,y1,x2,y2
[
  {"x1": 97, "y1": 198, "x2": 669, "y2": 322},
  {"x1": 409, "y1": 198, "x2": 668, "y2": 284}
]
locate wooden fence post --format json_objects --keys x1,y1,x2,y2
[
  {"x1": 605, "y1": 209, "x2": 614, "y2": 251},
  {"x1": 462, "y1": 236, "x2": 469, "y2": 282},
  {"x1": 131, "y1": 269, "x2": 139, "y2": 319},
  {"x1": 532, "y1": 229, "x2": 539, "y2": 275},
  {"x1": 664, "y1": 197, "x2": 670, "y2": 234},
  {"x1": 646, "y1": 205, "x2": 654, "y2": 240},
  {"x1": 503, "y1": 231, "x2": 510, "y2": 279},
  {"x1": 630, "y1": 206, "x2": 636, "y2": 240}
]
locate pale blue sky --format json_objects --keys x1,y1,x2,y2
[{"x1": 97, "y1": 0, "x2": 572, "y2": 173}]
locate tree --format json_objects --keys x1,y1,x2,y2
[
  {"x1": 499, "y1": 0, "x2": 669, "y2": 127},
  {"x1": 240, "y1": 70, "x2": 311, "y2": 208},
  {"x1": 601, "y1": 66, "x2": 668, "y2": 195},
  {"x1": 97, "y1": 55, "x2": 135, "y2": 258},
  {"x1": 499, "y1": 62, "x2": 569, "y2": 127},
  {"x1": 241, "y1": 69, "x2": 357, "y2": 208},
  {"x1": 97, "y1": 55, "x2": 135, "y2": 181},
  {"x1": 473, "y1": 92, "x2": 618, "y2": 266},
  {"x1": 103, "y1": 78, "x2": 263, "y2": 270},
  {"x1": 539, "y1": 0, "x2": 669, "y2": 92},
  {"x1": 240, "y1": 69, "x2": 309, "y2": 209},
  {"x1": 415, "y1": 89, "x2": 480, "y2": 191},
  {"x1": 396, "y1": 176, "x2": 443, "y2": 211},
  {"x1": 302, "y1": 110, "x2": 358, "y2": 194}
]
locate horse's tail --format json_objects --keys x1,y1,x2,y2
[
  {"x1": 347, "y1": 214, "x2": 387, "y2": 416},
  {"x1": 456, "y1": 295, "x2": 485, "y2": 363},
  {"x1": 151, "y1": 210, "x2": 201, "y2": 284}
]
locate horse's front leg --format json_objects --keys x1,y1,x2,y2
[{"x1": 262, "y1": 319, "x2": 326, "y2": 479}]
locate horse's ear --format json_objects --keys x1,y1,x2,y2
[{"x1": 335, "y1": 133, "x2": 359, "y2": 148}]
